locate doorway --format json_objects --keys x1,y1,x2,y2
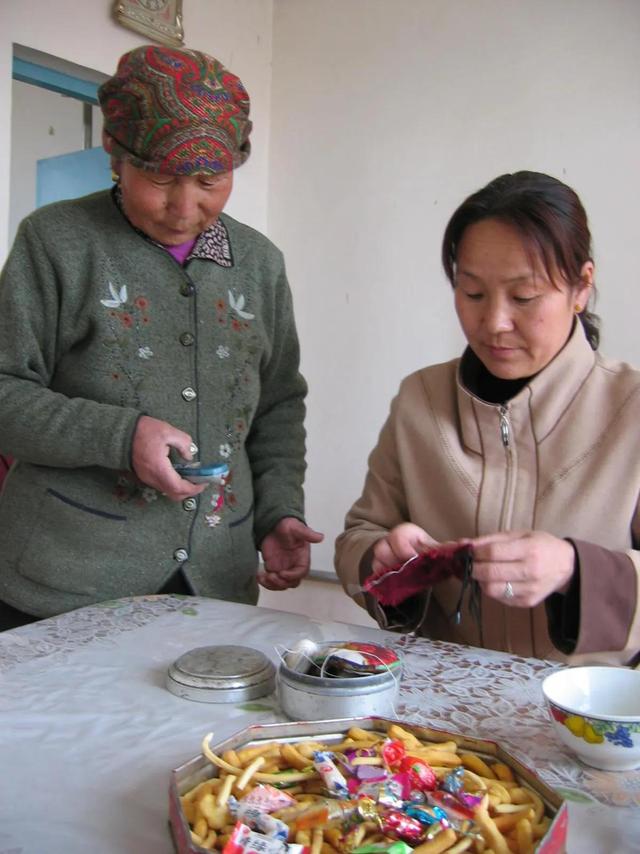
[{"x1": 9, "y1": 46, "x2": 111, "y2": 246}]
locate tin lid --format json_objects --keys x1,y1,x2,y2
[{"x1": 166, "y1": 644, "x2": 276, "y2": 703}]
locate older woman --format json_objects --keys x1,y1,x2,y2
[
  {"x1": 335, "y1": 171, "x2": 640, "y2": 665},
  {"x1": 0, "y1": 45, "x2": 321, "y2": 630}
]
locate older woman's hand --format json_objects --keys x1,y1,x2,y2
[
  {"x1": 258, "y1": 517, "x2": 324, "y2": 590},
  {"x1": 372, "y1": 523, "x2": 439, "y2": 575},
  {"x1": 132, "y1": 415, "x2": 205, "y2": 501},
  {"x1": 470, "y1": 530, "x2": 575, "y2": 607}
]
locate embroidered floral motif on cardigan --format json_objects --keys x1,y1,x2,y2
[
  {"x1": 114, "y1": 472, "x2": 158, "y2": 506},
  {"x1": 206, "y1": 290, "x2": 257, "y2": 528},
  {"x1": 100, "y1": 278, "x2": 153, "y2": 409}
]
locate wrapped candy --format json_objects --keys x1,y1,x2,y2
[
  {"x1": 292, "y1": 797, "x2": 380, "y2": 837},
  {"x1": 378, "y1": 808, "x2": 425, "y2": 843},
  {"x1": 399, "y1": 756, "x2": 437, "y2": 792},
  {"x1": 313, "y1": 751, "x2": 349, "y2": 798},
  {"x1": 381, "y1": 739, "x2": 406, "y2": 769},
  {"x1": 223, "y1": 821, "x2": 307, "y2": 854},
  {"x1": 352, "y1": 844, "x2": 413, "y2": 854},
  {"x1": 242, "y1": 785, "x2": 297, "y2": 813},
  {"x1": 228, "y1": 796, "x2": 290, "y2": 841},
  {"x1": 353, "y1": 776, "x2": 404, "y2": 810}
]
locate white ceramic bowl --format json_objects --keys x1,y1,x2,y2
[{"x1": 542, "y1": 666, "x2": 640, "y2": 771}]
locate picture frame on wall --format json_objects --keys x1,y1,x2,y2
[{"x1": 112, "y1": 0, "x2": 184, "y2": 47}]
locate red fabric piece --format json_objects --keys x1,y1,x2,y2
[{"x1": 364, "y1": 543, "x2": 472, "y2": 607}]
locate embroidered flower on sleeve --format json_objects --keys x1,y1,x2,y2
[
  {"x1": 204, "y1": 513, "x2": 222, "y2": 527},
  {"x1": 138, "y1": 346, "x2": 154, "y2": 360},
  {"x1": 142, "y1": 487, "x2": 158, "y2": 502},
  {"x1": 219, "y1": 443, "x2": 232, "y2": 459},
  {"x1": 216, "y1": 345, "x2": 230, "y2": 359}
]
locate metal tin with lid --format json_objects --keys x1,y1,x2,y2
[{"x1": 166, "y1": 644, "x2": 275, "y2": 703}]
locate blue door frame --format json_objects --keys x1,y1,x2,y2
[{"x1": 12, "y1": 57, "x2": 99, "y2": 104}]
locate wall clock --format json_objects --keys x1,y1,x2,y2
[{"x1": 112, "y1": 0, "x2": 184, "y2": 47}]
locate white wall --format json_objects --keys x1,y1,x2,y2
[
  {"x1": 268, "y1": 0, "x2": 640, "y2": 578},
  {"x1": 0, "y1": 0, "x2": 274, "y2": 259}
]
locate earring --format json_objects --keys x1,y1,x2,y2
[
  {"x1": 111, "y1": 170, "x2": 120, "y2": 183},
  {"x1": 574, "y1": 304, "x2": 582, "y2": 313}
]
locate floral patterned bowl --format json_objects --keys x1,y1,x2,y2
[{"x1": 542, "y1": 666, "x2": 640, "y2": 771}]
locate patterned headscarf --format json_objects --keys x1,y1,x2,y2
[{"x1": 98, "y1": 45, "x2": 251, "y2": 175}]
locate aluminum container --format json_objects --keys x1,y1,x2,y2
[
  {"x1": 166, "y1": 644, "x2": 275, "y2": 703},
  {"x1": 277, "y1": 639, "x2": 402, "y2": 720},
  {"x1": 277, "y1": 661, "x2": 400, "y2": 720},
  {"x1": 168, "y1": 716, "x2": 568, "y2": 854}
]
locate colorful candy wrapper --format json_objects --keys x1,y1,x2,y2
[
  {"x1": 223, "y1": 821, "x2": 307, "y2": 854},
  {"x1": 228, "y1": 797, "x2": 290, "y2": 841},
  {"x1": 399, "y1": 756, "x2": 437, "y2": 792},
  {"x1": 441, "y1": 766, "x2": 465, "y2": 795},
  {"x1": 355, "y1": 776, "x2": 403, "y2": 810},
  {"x1": 290, "y1": 798, "x2": 360, "y2": 832},
  {"x1": 427, "y1": 790, "x2": 476, "y2": 822},
  {"x1": 378, "y1": 808, "x2": 425, "y2": 843},
  {"x1": 242, "y1": 784, "x2": 297, "y2": 812},
  {"x1": 405, "y1": 804, "x2": 449, "y2": 827},
  {"x1": 313, "y1": 751, "x2": 349, "y2": 798},
  {"x1": 381, "y1": 739, "x2": 406, "y2": 769},
  {"x1": 352, "y1": 844, "x2": 413, "y2": 854},
  {"x1": 441, "y1": 767, "x2": 483, "y2": 810}
]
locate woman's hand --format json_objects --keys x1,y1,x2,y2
[
  {"x1": 470, "y1": 530, "x2": 575, "y2": 607},
  {"x1": 372, "y1": 523, "x2": 439, "y2": 574},
  {"x1": 131, "y1": 415, "x2": 205, "y2": 500},
  {"x1": 258, "y1": 517, "x2": 324, "y2": 591}
]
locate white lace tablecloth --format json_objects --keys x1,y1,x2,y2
[{"x1": 0, "y1": 595, "x2": 638, "y2": 854}]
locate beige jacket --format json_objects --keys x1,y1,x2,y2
[{"x1": 335, "y1": 324, "x2": 640, "y2": 664}]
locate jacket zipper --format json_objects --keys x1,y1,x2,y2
[
  {"x1": 498, "y1": 405, "x2": 516, "y2": 530},
  {"x1": 498, "y1": 404, "x2": 517, "y2": 651}
]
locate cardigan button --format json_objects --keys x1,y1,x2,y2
[
  {"x1": 182, "y1": 498, "x2": 197, "y2": 512},
  {"x1": 173, "y1": 548, "x2": 189, "y2": 562},
  {"x1": 180, "y1": 332, "x2": 195, "y2": 346},
  {"x1": 179, "y1": 282, "x2": 195, "y2": 297},
  {"x1": 182, "y1": 387, "x2": 197, "y2": 402}
]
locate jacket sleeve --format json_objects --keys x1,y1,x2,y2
[
  {"x1": 547, "y1": 536, "x2": 640, "y2": 665},
  {"x1": 0, "y1": 218, "x2": 141, "y2": 470},
  {"x1": 334, "y1": 381, "x2": 427, "y2": 627},
  {"x1": 245, "y1": 260, "x2": 308, "y2": 545}
]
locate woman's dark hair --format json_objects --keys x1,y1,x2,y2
[{"x1": 442, "y1": 171, "x2": 600, "y2": 349}]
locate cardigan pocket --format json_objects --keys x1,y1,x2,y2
[{"x1": 15, "y1": 487, "x2": 128, "y2": 597}]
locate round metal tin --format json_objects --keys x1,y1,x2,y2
[
  {"x1": 166, "y1": 644, "x2": 276, "y2": 703},
  {"x1": 277, "y1": 641, "x2": 402, "y2": 721}
]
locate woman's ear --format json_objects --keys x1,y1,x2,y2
[{"x1": 575, "y1": 260, "x2": 594, "y2": 312}]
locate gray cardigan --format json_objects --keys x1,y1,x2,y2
[{"x1": 0, "y1": 190, "x2": 307, "y2": 616}]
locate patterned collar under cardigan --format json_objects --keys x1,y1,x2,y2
[{"x1": 0, "y1": 189, "x2": 308, "y2": 618}]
